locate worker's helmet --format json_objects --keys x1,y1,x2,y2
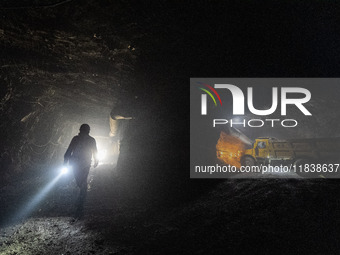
[{"x1": 79, "y1": 124, "x2": 90, "y2": 134}]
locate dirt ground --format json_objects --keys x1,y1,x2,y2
[
  {"x1": 1, "y1": 165, "x2": 340, "y2": 254},
  {"x1": 0, "y1": 164, "x2": 180, "y2": 254}
]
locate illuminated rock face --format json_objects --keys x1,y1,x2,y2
[
  {"x1": 0, "y1": 2, "x2": 180, "y2": 198},
  {"x1": 0, "y1": 2, "x2": 138, "y2": 178}
]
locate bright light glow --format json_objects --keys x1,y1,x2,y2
[
  {"x1": 216, "y1": 131, "x2": 247, "y2": 169},
  {"x1": 98, "y1": 149, "x2": 107, "y2": 160},
  {"x1": 61, "y1": 166, "x2": 68, "y2": 174}
]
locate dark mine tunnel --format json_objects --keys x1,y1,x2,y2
[{"x1": 1, "y1": 1, "x2": 340, "y2": 254}]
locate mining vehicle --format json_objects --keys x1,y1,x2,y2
[{"x1": 216, "y1": 131, "x2": 340, "y2": 171}]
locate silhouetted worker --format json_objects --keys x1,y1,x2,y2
[{"x1": 64, "y1": 124, "x2": 98, "y2": 218}]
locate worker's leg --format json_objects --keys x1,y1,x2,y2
[{"x1": 73, "y1": 166, "x2": 90, "y2": 219}]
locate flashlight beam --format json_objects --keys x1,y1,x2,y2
[{"x1": 11, "y1": 172, "x2": 63, "y2": 223}]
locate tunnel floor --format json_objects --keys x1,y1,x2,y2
[{"x1": 1, "y1": 166, "x2": 340, "y2": 254}]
